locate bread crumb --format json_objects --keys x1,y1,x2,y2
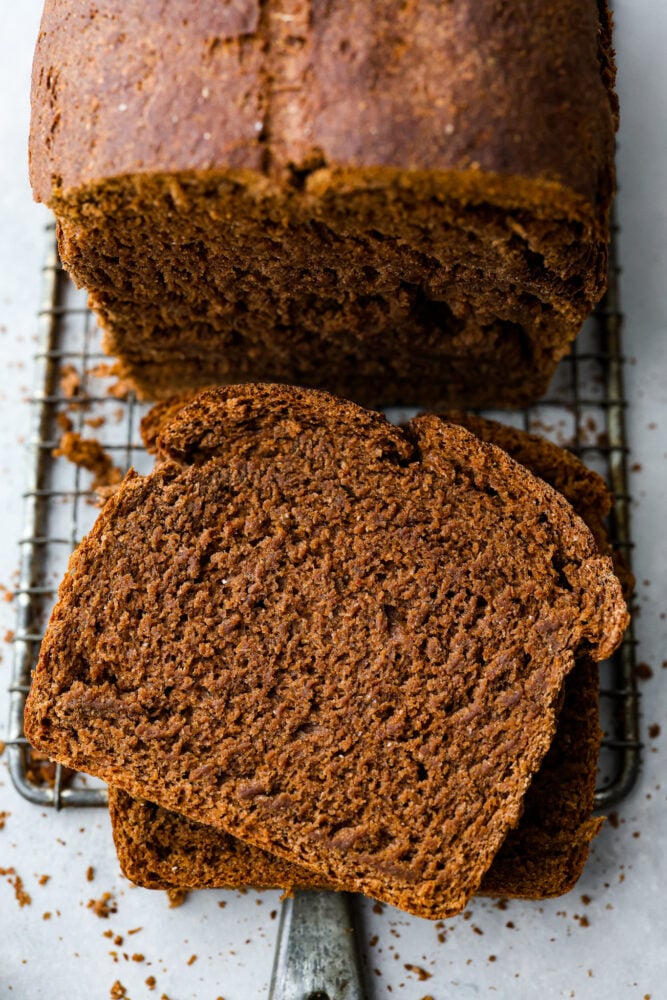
[
  {"x1": 131, "y1": 954, "x2": 145, "y2": 963},
  {"x1": 145, "y1": 978, "x2": 156, "y2": 991},
  {"x1": 87, "y1": 892, "x2": 117, "y2": 918},
  {"x1": 109, "y1": 981, "x2": 128, "y2": 999},
  {"x1": 0, "y1": 811, "x2": 10, "y2": 830},
  {"x1": 53, "y1": 431, "x2": 123, "y2": 491},
  {"x1": 166, "y1": 888, "x2": 187, "y2": 908},
  {"x1": 59, "y1": 364, "x2": 81, "y2": 399},
  {"x1": 86, "y1": 865, "x2": 95, "y2": 882},
  {"x1": 0, "y1": 867, "x2": 32, "y2": 907},
  {"x1": 404, "y1": 964, "x2": 431, "y2": 981},
  {"x1": 648, "y1": 724, "x2": 661, "y2": 739},
  {"x1": 187, "y1": 955, "x2": 197, "y2": 966},
  {"x1": 57, "y1": 411, "x2": 74, "y2": 433}
]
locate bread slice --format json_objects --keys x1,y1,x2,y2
[
  {"x1": 25, "y1": 385, "x2": 628, "y2": 918},
  {"x1": 107, "y1": 412, "x2": 610, "y2": 900},
  {"x1": 30, "y1": 1, "x2": 617, "y2": 408}
]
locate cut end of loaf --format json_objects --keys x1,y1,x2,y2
[{"x1": 52, "y1": 167, "x2": 607, "y2": 409}]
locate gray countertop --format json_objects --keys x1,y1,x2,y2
[{"x1": 1, "y1": 3, "x2": 665, "y2": 997}]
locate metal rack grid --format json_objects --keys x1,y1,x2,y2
[{"x1": 5, "y1": 224, "x2": 641, "y2": 810}]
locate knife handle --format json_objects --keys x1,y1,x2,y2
[{"x1": 268, "y1": 890, "x2": 367, "y2": 1000}]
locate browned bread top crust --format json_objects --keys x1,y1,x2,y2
[
  {"x1": 31, "y1": 0, "x2": 616, "y2": 209},
  {"x1": 25, "y1": 384, "x2": 627, "y2": 918}
]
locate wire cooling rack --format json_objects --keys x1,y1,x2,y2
[{"x1": 5, "y1": 224, "x2": 641, "y2": 810}]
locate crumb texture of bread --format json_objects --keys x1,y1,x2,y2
[
  {"x1": 109, "y1": 408, "x2": 612, "y2": 901},
  {"x1": 30, "y1": 1, "x2": 617, "y2": 408},
  {"x1": 24, "y1": 385, "x2": 628, "y2": 918}
]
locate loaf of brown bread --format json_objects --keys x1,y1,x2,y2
[
  {"x1": 24, "y1": 385, "x2": 628, "y2": 919},
  {"x1": 30, "y1": 1, "x2": 617, "y2": 408},
  {"x1": 108, "y1": 412, "x2": 608, "y2": 899}
]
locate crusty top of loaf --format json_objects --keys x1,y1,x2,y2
[
  {"x1": 30, "y1": 0, "x2": 616, "y2": 207},
  {"x1": 25, "y1": 384, "x2": 628, "y2": 918}
]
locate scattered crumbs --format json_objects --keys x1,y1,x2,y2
[
  {"x1": 43, "y1": 912, "x2": 51, "y2": 920},
  {"x1": 369, "y1": 935, "x2": 379, "y2": 947},
  {"x1": 404, "y1": 964, "x2": 431, "y2": 981},
  {"x1": 127, "y1": 927, "x2": 142, "y2": 935},
  {"x1": 85, "y1": 415, "x2": 106, "y2": 429},
  {"x1": 269, "y1": 909, "x2": 277, "y2": 920},
  {"x1": 103, "y1": 929, "x2": 114, "y2": 939},
  {"x1": 648, "y1": 724, "x2": 661, "y2": 739},
  {"x1": 506, "y1": 921, "x2": 515, "y2": 929},
  {"x1": 187, "y1": 954, "x2": 197, "y2": 966},
  {"x1": 145, "y1": 978, "x2": 156, "y2": 991},
  {"x1": 0, "y1": 741, "x2": 6, "y2": 757},
  {"x1": 114, "y1": 935, "x2": 124, "y2": 946},
  {"x1": 630, "y1": 462, "x2": 642, "y2": 473},
  {"x1": 372, "y1": 901, "x2": 384, "y2": 915},
  {"x1": 87, "y1": 892, "x2": 117, "y2": 918},
  {"x1": 255, "y1": 898, "x2": 263, "y2": 905},
  {"x1": 166, "y1": 888, "x2": 188, "y2": 908},
  {"x1": 633, "y1": 831, "x2": 641, "y2": 839},
  {"x1": 494, "y1": 897, "x2": 508, "y2": 910},
  {"x1": 109, "y1": 981, "x2": 128, "y2": 999},
  {"x1": 472, "y1": 925, "x2": 484, "y2": 936},
  {"x1": 488, "y1": 955, "x2": 497, "y2": 962},
  {"x1": 588, "y1": 969, "x2": 594, "y2": 977},
  {"x1": 217, "y1": 900, "x2": 227, "y2": 909},
  {"x1": 131, "y1": 954, "x2": 145, "y2": 963},
  {"x1": 635, "y1": 662, "x2": 654, "y2": 680},
  {"x1": 37, "y1": 874, "x2": 50, "y2": 886},
  {"x1": 160, "y1": 994, "x2": 172, "y2": 1000},
  {"x1": 0, "y1": 867, "x2": 32, "y2": 907},
  {"x1": 4, "y1": 629, "x2": 14, "y2": 643},
  {"x1": 580, "y1": 895, "x2": 591, "y2": 905},
  {"x1": 463, "y1": 911, "x2": 472, "y2": 921},
  {"x1": 0, "y1": 810, "x2": 10, "y2": 830},
  {"x1": 373, "y1": 968, "x2": 382, "y2": 977},
  {"x1": 608, "y1": 811, "x2": 619, "y2": 828},
  {"x1": 576, "y1": 915, "x2": 590, "y2": 928},
  {"x1": 86, "y1": 865, "x2": 95, "y2": 882}
]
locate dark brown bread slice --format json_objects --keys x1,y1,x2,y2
[
  {"x1": 108, "y1": 412, "x2": 608, "y2": 899},
  {"x1": 30, "y1": 1, "x2": 617, "y2": 408},
  {"x1": 24, "y1": 385, "x2": 628, "y2": 918}
]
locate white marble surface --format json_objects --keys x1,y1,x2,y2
[{"x1": 0, "y1": 3, "x2": 665, "y2": 997}]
